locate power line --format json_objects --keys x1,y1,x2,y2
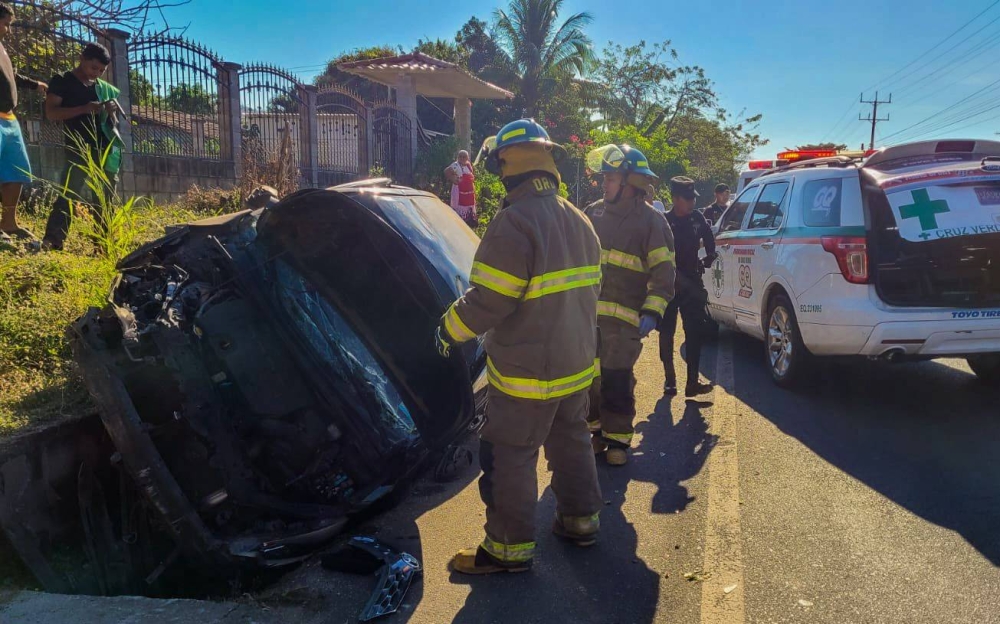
[
  {"x1": 861, "y1": 0, "x2": 1000, "y2": 93},
  {"x1": 821, "y1": 97, "x2": 860, "y2": 143},
  {"x1": 879, "y1": 10, "x2": 1000, "y2": 94},
  {"x1": 892, "y1": 104, "x2": 1000, "y2": 144},
  {"x1": 890, "y1": 20, "x2": 1000, "y2": 100},
  {"x1": 882, "y1": 74, "x2": 1000, "y2": 141}
]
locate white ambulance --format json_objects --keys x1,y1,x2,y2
[{"x1": 704, "y1": 139, "x2": 1000, "y2": 387}]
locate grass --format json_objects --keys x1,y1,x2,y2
[{"x1": 0, "y1": 184, "x2": 201, "y2": 439}]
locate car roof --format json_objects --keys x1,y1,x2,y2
[{"x1": 331, "y1": 178, "x2": 438, "y2": 200}]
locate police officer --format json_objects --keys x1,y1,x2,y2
[
  {"x1": 701, "y1": 183, "x2": 730, "y2": 225},
  {"x1": 584, "y1": 144, "x2": 676, "y2": 466},
  {"x1": 660, "y1": 176, "x2": 716, "y2": 397},
  {"x1": 436, "y1": 119, "x2": 604, "y2": 575}
]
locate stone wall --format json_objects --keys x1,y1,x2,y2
[{"x1": 132, "y1": 155, "x2": 237, "y2": 203}]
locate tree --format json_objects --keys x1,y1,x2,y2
[
  {"x1": 129, "y1": 69, "x2": 158, "y2": 107},
  {"x1": 164, "y1": 83, "x2": 216, "y2": 115},
  {"x1": 492, "y1": 0, "x2": 595, "y2": 117},
  {"x1": 314, "y1": 45, "x2": 399, "y2": 102},
  {"x1": 794, "y1": 143, "x2": 848, "y2": 151}
]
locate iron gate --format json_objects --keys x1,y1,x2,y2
[
  {"x1": 315, "y1": 85, "x2": 367, "y2": 187},
  {"x1": 371, "y1": 103, "x2": 412, "y2": 185},
  {"x1": 239, "y1": 64, "x2": 304, "y2": 193}
]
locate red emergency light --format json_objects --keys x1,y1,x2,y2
[
  {"x1": 776, "y1": 150, "x2": 837, "y2": 162},
  {"x1": 748, "y1": 160, "x2": 774, "y2": 170}
]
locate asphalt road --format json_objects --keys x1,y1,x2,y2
[{"x1": 3, "y1": 327, "x2": 998, "y2": 624}]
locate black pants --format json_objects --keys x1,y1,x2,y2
[
  {"x1": 659, "y1": 282, "x2": 709, "y2": 386},
  {"x1": 43, "y1": 149, "x2": 118, "y2": 250}
]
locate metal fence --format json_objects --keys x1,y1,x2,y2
[
  {"x1": 240, "y1": 66, "x2": 303, "y2": 160},
  {"x1": 7, "y1": 0, "x2": 105, "y2": 147},
  {"x1": 128, "y1": 36, "x2": 226, "y2": 160},
  {"x1": 6, "y1": 0, "x2": 417, "y2": 197},
  {"x1": 372, "y1": 103, "x2": 413, "y2": 185}
]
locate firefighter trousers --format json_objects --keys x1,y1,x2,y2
[
  {"x1": 588, "y1": 368, "x2": 637, "y2": 448},
  {"x1": 478, "y1": 387, "x2": 602, "y2": 563}
]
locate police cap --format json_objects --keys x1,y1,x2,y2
[{"x1": 670, "y1": 176, "x2": 700, "y2": 199}]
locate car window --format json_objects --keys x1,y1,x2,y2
[
  {"x1": 801, "y1": 178, "x2": 843, "y2": 227},
  {"x1": 747, "y1": 182, "x2": 790, "y2": 230},
  {"x1": 719, "y1": 186, "x2": 759, "y2": 232}
]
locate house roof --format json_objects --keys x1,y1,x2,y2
[{"x1": 337, "y1": 52, "x2": 513, "y2": 100}]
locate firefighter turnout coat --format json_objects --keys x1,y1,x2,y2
[
  {"x1": 440, "y1": 174, "x2": 603, "y2": 401},
  {"x1": 585, "y1": 195, "x2": 676, "y2": 370}
]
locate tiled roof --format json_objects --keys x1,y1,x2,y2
[{"x1": 338, "y1": 52, "x2": 513, "y2": 100}]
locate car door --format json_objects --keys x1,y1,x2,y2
[
  {"x1": 734, "y1": 180, "x2": 791, "y2": 338},
  {"x1": 707, "y1": 185, "x2": 760, "y2": 328}
]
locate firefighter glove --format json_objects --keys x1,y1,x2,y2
[{"x1": 639, "y1": 314, "x2": 658, "y2": 339}]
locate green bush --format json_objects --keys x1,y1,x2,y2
[{"x1": 414, "y1": 136, "x2": 461, "y2": 200}]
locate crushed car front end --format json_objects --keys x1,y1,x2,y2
[{"x1": 69, "y1": 184, "x2": 483, "y2": 574}]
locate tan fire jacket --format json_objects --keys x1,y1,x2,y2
[
  {"x1": 440, "y1": 174, "x2": 603, "y2": 401},
  {"x1": 585, "y1": 195, "x2": 676, "y2": 370}
]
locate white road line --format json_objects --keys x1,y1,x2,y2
[{"x1": 700, "y1": 333, "x2": 746, "y2": 624}]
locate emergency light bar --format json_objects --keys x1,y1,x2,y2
[
  {"x1": 776, "y1": 150, "x2": 837, "y2": 162},
  {"x1": 748, "y1": 160, "x2": 775, "y2": 170}
]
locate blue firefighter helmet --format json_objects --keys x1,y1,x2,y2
[
  {"x1": 587, "y1": 144, "x2": 659, "y2": 181},
  {"x1": 484, "y1": 118, "x2": 567, "y2": 176}
]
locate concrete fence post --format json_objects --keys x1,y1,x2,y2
[
  {"x1": 299, "y1": 85, "x2": 318, "y2": 188},
  {"x1": 217, "y1": 62, "x2": 242, "y2": 186},
  {"x1": 101, "y1": 28, "x2": 133, "y2": 195}
]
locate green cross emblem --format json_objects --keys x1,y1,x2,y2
[
  {"x1": 713, "y1": 260, "x2": 724, "y2": 291},
  {"x1": 899, "y1": 189, "x2": 950, "y2": 231}
]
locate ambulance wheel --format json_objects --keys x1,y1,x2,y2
[
  {"x1": 765, "y1": 294, "x2": 809, "y2": 388},
  {"x1": 967, "y1": 354, "x2": 1000, "y2": 385}
]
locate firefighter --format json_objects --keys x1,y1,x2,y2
[
  {"x1": 435, "y1": 119, "x2": 604, "y2": 575},
  {"x1": 584, "y1": 144, "x2": 676, "y2": 466}
]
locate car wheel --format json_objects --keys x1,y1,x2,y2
[
  {"x1": 765, "y1": 294, "x2": 810, "y2": 388},
  {"x1": 967, "y1": 354, "x2": 1000, "y2": 384}
]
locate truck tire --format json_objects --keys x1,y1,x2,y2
[
  {"x1": 967, "y1": 354, "x2": 1000, "y2": 384},
  {"x1": 765, "y1": 293, "x2": 810, "y2": 388}
]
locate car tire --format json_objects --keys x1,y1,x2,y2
[
  {"x1": 765, "y1": 293, "x2": 810, "y2": 388},
  {"x1": 967, "y1": 354, "x2": 1000, "y2": 384}
]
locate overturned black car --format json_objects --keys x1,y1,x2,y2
[{"x1": 69, "y1": 180, "x2": 486, "y2": 580}]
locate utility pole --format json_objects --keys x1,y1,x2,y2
[{"x1": 860, "y1": 91, "x2": 892, "y2": 150}]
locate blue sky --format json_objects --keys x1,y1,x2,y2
[{"x1": 167, "y1": 0, "x2": 1000, "y2": 159}]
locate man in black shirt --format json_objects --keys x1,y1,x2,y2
[
  {"x1": 40, "y1": 42, "x2": 117, "y2": 251},
  {"x1": 659, "y1": 176, "x2": 717, "y2": 398},
  {"x1": 0, "y1": 2, "x2": 47, "y2": 245},
  {"x1": 701, "y1": 183, "x2": 730, "y2": 225}
]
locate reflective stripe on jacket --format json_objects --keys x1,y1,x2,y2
[
  {"x1": 441, "y1": 174, "x2": 602, "y2": 401},
  {"x1": 586, "y1": 195, "x2": 676, "y2": 370}
]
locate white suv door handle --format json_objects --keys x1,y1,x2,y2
[{"x1": 761, "y1": 240, "x2": 775, "y2": 249}]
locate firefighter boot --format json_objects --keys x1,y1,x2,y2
[
  {"x1": 552, "y1": 513, "x2": 600, "y2": 547},
  {"x1": 591, "y1": 434, "x2": 608, "y2": 455},
  {"x1": 450, "y1": 547, "x2": 532, "y2": 575},
  {"x1": 605, "y1": 447, "x2": 628, "y2": 466}
]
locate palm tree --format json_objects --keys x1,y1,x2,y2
[{"x1": 492, "y1": 0, "x2": 594, "y2": 118}]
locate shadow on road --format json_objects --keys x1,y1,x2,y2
[
  {"x1": 707, "y1": 330, "x2": 1000, "y2": 566},
  {"x1": 448, "y1": 395, "x2": 716, "y2": 624}
]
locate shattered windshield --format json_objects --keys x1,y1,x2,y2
[
  {"x1": 374, "y1": 195, "x2": 478, "y2": 298},
  {"x1": 269, "y1": 258, "x2": 417, "y2": 445}
]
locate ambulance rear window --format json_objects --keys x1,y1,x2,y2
[{"x1": 801, "y1": 178, "x2": 843, "y2": 227}]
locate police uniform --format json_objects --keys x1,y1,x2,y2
[
  {"x1": 660, "y1": 177, "x2": 716, "y2": 396},
  {"x1": 437, "y1": 119, "x2": 603, "y2": 575},
  {"x1": 701, "y1": 183, "x2": 730, "y2": 225}
]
